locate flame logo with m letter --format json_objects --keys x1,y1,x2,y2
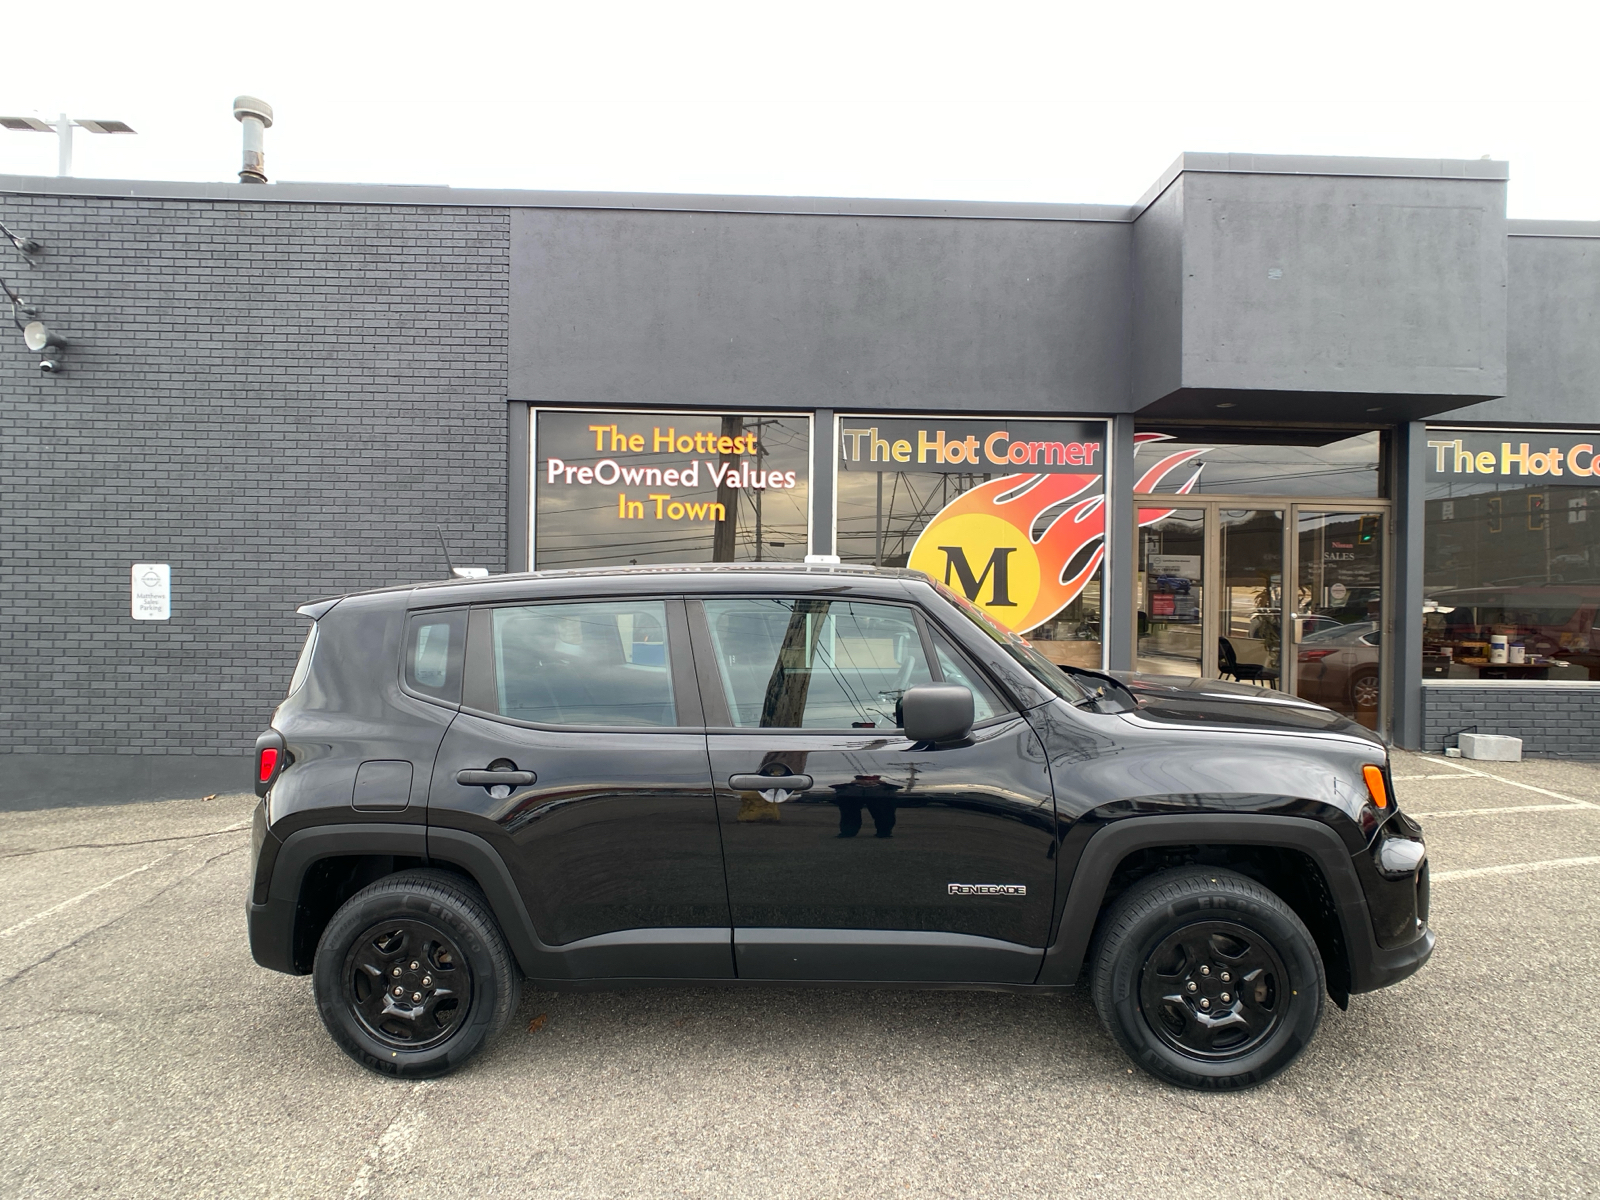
[{"x1": 907, "y1": 436, "x2": 1203, "y2": 635}]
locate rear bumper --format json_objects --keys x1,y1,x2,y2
[{"x1": 247, "y1": 896, "x2": 300, "y2": 974}]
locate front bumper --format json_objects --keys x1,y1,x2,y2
[{"x1": 1352, "y1": 924, "x2": 1434, "y2": 993}]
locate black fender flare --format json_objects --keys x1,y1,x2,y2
[
  {"x1": 255, "y1": 823, "x2": 553, "y2": 976},
  {"x1": 1037, "y1": 814, "x2": 1424, "y2": 993}
]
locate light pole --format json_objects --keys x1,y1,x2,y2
[{"x1": 0, "y1": 114, "x2": 136, "y2": 176}]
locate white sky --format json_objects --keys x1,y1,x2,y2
[{"x1": 1, "y1": 0, "x2": 1596, "y2": 218}]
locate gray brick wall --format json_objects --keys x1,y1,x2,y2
[
  {"x1": 1421, "y1": 685, "x2": 1600, "y2": 758},
  {"x1": 1, "y1": 193, "x2": 509, "y2": 784}
]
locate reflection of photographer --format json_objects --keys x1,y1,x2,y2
[{"x1": 830, "y1": 774, "x2": 903, "y2": 838}]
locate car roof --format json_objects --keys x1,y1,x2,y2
[{"x1": 299, "y1": 562, "x2": 935, "y2": 616}]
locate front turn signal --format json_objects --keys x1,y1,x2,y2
[{"x1": 1362, "y1": 764, "x2": 1389, "y2": 809}]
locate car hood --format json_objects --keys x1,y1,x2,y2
[{"x1": 1109, "y1": 671, "x2": 1386, "y2": 746}]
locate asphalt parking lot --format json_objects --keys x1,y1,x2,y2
[{"x1": 2, "y1": 750, "x2": 1598, "y2": 1199}]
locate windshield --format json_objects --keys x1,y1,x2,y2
[{"x1": 930, "y1": 580, "x2": 1091, "y2": 702}]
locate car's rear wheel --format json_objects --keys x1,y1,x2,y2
[
  {"x1": 1351, "y1": 670, "x2": 1380, "y2": 711},
  {"x1": 313, "y1": 869, "x2": 520, "y2": 1078},
  {"x1": 1091, "y1": 867, "x2": 1324, "y2": 1090}
]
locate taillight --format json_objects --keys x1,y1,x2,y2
[
  {"x1": 1299, "y1": 649, "x2": 1335, "y2": 663},
  {"x1": 254, "y1": 729, "x2": 287, "y2": 797}
]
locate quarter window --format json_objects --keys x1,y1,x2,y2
[
  {"x1": 701, "y1": 598, "x2": 934, "y2": 729},
  {"x1": 403, "y1": 609, "x2": 466, "y2": 703},
  {"x1": 489, "y1": 601, "x2": 676, "y2": 726}
]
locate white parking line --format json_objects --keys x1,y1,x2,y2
[
  {"x1": 1431, "y1": 855, "x2": 1600, "y2": 882},
  {"x1": 1407, "y1": 803, "x2": 1594, "y2": 819},
  {"x1": 0, "y1": 856, "x2": 169, "y2": 939},
  {"x1": 345, "y1": 1081, "x2": 434, "y2": 1199},
  {"x1": 1415, "y1": 757, "x2": 1600, "y2": 809}
]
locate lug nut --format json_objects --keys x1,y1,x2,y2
[
  {"x1": 1199, "y1": 965, "x2": 1211, "y2": 976},
  {"x1": 1186, "y1": 981, "x2": 1198, "y2": 993},
  {"x1": 392, "y1": 986, "x2": 404, "y2": 996},
  {"x1": 1199, "y1": 998, "x2": 1211, "y2": 1010},
  {"x1": 392, "y1": 967, "x2": 402, "y2": 977},
  {"x1": 412, "y1": 992, "x2": 422, "y2": 1002},
  {"x1": 422, "y1": 975, "x2": 432, "y2": 987},
  {"x1": 410, "y1": 961, "x2": 420, "y2": 970},
  {"x1": 1221, "y1": 992, "x2": 1231, "y2": 1003},
  {"x1": 1220, "y1": 971, "x2": 1231, "y2": 982}
]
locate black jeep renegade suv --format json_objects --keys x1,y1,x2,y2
[{"x1": 247, "y1": 564, "x2": 1431, "y2": 1089}]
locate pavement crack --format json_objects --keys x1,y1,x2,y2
[
  {"x1": 0, "y1": 822, "x2": 250, "y2": 860},
  {"x1": 0, "y1": 845, "x2": 245, "y2": 990}
]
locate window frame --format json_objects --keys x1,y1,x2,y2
[
  {"x1": 460, "y1": 596, "x2": 703, "y2": 732},
  {"x1": 686, "y1": 594, "x2": 1019, "y2": 734}
]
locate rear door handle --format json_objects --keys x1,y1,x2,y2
[{"x1": 456, "y1": 769, "x2": 536, "y2": 787}]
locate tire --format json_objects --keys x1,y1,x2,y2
[
  {"x1": 1090, "y1": 867, "x2": 1324, "y2": 1090},
  {"x1": 313, "y1": 869, "x2": 521, "y2": 1079}
]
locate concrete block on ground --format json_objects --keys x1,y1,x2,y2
[{"x1": 1459, "y1": 733, "x2": 1523, "y2": 762}]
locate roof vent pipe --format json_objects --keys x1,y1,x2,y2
[{"x1": 232, "y1": 96, "x2": 273, "y2": 184}]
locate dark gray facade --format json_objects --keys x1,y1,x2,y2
[
  {"x1": 3, "y1": 152, "x2": 1597, "y2": 805},
  {"x1": 1, "y1": 193, "x2": 509, "y2": 804}
]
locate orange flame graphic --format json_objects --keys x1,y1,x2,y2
[{"x1": 907, "y1": 434, "x2": 1206, "y2": 634}]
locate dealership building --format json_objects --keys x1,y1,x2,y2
[{"x1": 3, "y1": 151, "x2": 1598, "y2": 803}]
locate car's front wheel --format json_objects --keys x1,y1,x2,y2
[
  {"x1": 1091, "y1": 867, "x2": 1324, "y2": 1090},
  {"x1": 313, "y1": 869, "x2": 520, "y2": 1078}
]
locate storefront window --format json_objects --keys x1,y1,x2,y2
[
  {"x1": 1134, "y1": 430, "x2": 1382, "y2": 498},
  {"x1": 531, "y1": 409, "x2": 810, "y2": 569},
  {"x1": 834, "y1": 416, "x2": 1108, "y2": 668},
  {"x1": 1423, "y1": 429, "x2": 1600, "y2": 681}
]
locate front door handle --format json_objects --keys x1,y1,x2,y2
[
  {"x1": 457, "y1": 769, "x2": 536, "y2": 787},
  {"x1": 729, "y1": 773, "x2": 813, "y2": 803}
]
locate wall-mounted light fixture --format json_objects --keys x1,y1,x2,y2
[
  {"x1": 23, "y1": 319, "x2": 65, "y2": 372},
  {"x1": 0, "y1": 218, "x2": 41, "y2": 257}
]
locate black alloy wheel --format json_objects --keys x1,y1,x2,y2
[
  {"x1": 1137, "y1": 921, "x2": 1288, "y2": 1060},
  {"x1": 313, "y1": 869, "x2": 520, "y2": 1078},
  {"x1": 344, "y1": 918, "x2": 472, "y2": 1050},
  {"x1": 1091, "y1": 867, "x2": 1324, "y2": 1090}
]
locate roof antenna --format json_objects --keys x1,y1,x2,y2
[
  {"x1": 435, "y1": 527, "x2": 489, "y2": 580},
  {"x1": 435, "y1": 527, "x2": 456, "y2": 579}
]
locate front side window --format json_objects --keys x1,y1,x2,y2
[
  {"x1": 932, "y1": 580, "x2": 1090, "y2": 703},
  {"x1": 490, "y1": 600, "x2": 676, "y2": 726},
  {"x1": 701, "y1": 598, "x2": 935, "y2": 729}
]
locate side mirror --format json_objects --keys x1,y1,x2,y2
[{"x1": 901, "y1": 683, "x2": 974, "y2": 744}]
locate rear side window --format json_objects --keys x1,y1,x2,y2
[
  {"x1": 403, "y1": 609, "x2": 467, "y2": 704},
  {"x1": 487, "y1": 600, "x2": 677, "y2": 726}
]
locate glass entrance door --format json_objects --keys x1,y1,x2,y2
[
  {"x1": 1137, "y1": 508, "x2": 1205, "y2": 676},
  {"x1": 1133, "y1": 499, "x2": 1389, "y2": 725},
  {"x1": 1291, "y1": 509, "x2": 1386, "y2": 728}
]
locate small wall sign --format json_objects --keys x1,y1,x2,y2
[{"x1": 131, "y1": 563, "x2": 171, "y2": 620}]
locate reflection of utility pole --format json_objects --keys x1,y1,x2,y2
[
  {"x1": 874, "y1": 472, "x2": 884, "y2": 566},
  {"x1": 755, "y1": 432, "x2": 765, "y2": 562},
  {"x1": 712, "y1": 414, "x2": 743, "y2": 562}
]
